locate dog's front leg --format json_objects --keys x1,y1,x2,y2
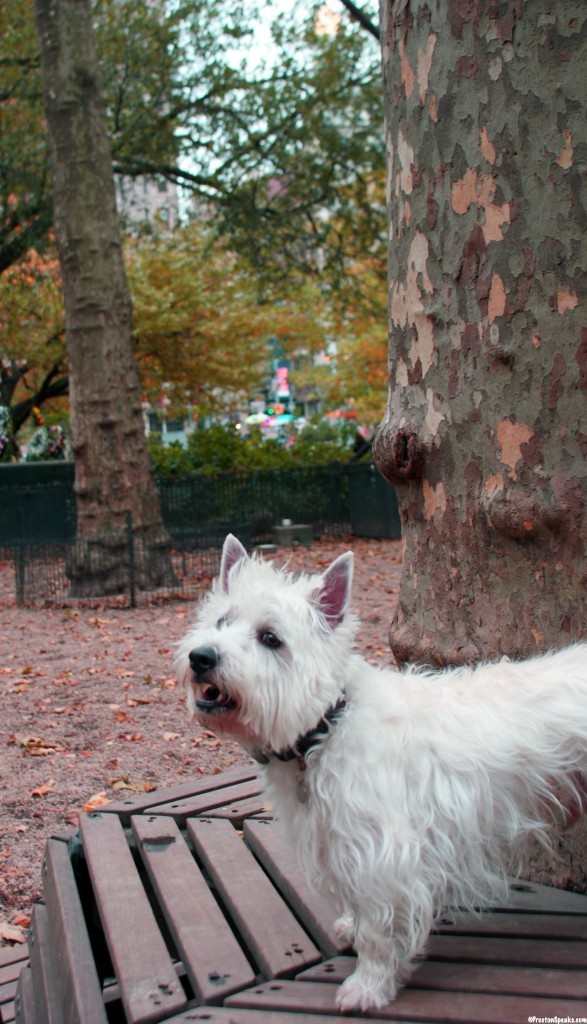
[{"x1": 335, "y1": 926, "x2": 399, "y2": 1012}]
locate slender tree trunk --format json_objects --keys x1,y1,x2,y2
[
  {"x1": 34, "y1": 0, "x2": 173, "y2": 594},
  {"x1": 374, "y1": 0, "x2": 587, "y2": 890}
]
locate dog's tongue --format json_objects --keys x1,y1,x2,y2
[{"x1": 196, "y1": 684, "x2": 236, "y2": 714}]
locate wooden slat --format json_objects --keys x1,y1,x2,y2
[
  {"x1": 226, "y1": 976, "x2": 587, "y2": 1023},
  {"x1": 14, "y1": 965, "x2": 36, "y2": 1024},
  {"x1": 501, "y1": 878, "x2": 587, "y2": 914},
  {"x1": 0, "y1": 976, "x2": 18, "y2": 1012},
  {"x1": 205, "y1": 795, "x2": 270, "y2": 825},
  {"x1": 146, "y1": 779, "x2": 264, "y2": 825},
  {"x1": 437, "y1": 910, "x2": 587, "y2": 940},
  {"x1": 0, "y1": 947, "x2": 29, "y2": 972},
  {"x1": 244, "y1": 819, "x2": 347, "y2": 957},
  {"x1": 154, "y1": 1008, "x2": 368, "y2": 1024},
  {"x1": 79, "y1": 812, "x2": 186, "y2": 1024},
  {"x1": 103, "y1": 765, "x2": 259, "y2": 823},
  {"x1": 27, "y1": 904, "x2": 63, "y2": 1023},
  {"x1": 2, "y1": 999, "x2": 16, "y2": 1023},
  {"x1": 427, "y1": 932, "x2": 587, "y2": 968},
  {"x1": 299, "y1": 954, "x2": 587, "y2": 999},
  {"x1": 131, "y1": 814, "x2": 255, "y2": 1003},
  {"x1": 0, "y1": 943, "x2": 28, "y2": 1024},
  {"x1": 188, "y1": 817, "x2": 321, "y2": 979},
  {"x1": 42, "y1": 838, "x2": 108, "y2": 1024}
]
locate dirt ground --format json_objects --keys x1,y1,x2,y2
[{"x1": 0, "y1": 536, "x2": 402, "y2": 946}]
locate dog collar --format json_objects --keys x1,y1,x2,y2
[{"x1": 252, "y1": 696, "x2": 347, "y2": 769}]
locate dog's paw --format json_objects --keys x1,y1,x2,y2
[
  {"x1": 335, "y1": 970, "x2": 393, "y2": 1013},
  {"x1": 334, "y1": 912, "x2": 355, "y2": 945}
]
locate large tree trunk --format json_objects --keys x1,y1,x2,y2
[
  {"x1": 374, "y1": 0, "x2": 586, "y2": 667},
  {"x1": 374, "y1": 0, "x2": 587, "y2": 891},
  {"x1": 34, "y1": 0, "x2": 173, "y2": 594}
]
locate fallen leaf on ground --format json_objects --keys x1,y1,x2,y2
[
  {"x1": 109, "y1": 777, "x2": 156, "y2": 793},
  {"x1": 82, "y1": 792, "x2": 111, "y2": 812},
  {"x1": 30, "y1": 780, "x2": 56, "y2": 798},
  {"x1": 10, "y1": 913, "x2": 30, "y2": 929},
  {"x1": 0, "y1": 921, "x2": 27, "y2": 944},
  {"x1": 8, "y1": 734, "x2": 62, "y2": 756}
]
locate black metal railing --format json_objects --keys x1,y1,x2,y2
[{"x1": 0, "y1": 463, "x2": 400, "y2": 605}]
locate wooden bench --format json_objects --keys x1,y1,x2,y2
[{"x1": 4, "y1": 764, "x2": 587, "y2": 1023}]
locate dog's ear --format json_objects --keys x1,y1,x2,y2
[
  {"x1": 220, "y1": 534, "x2": 248, "y2": 592},
  {"x1": 312, "y1": 551, "x2": 353, "y2": 629}
]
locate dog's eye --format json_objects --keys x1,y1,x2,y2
[
  {"x1": 259, "y1": 630, "x2": 282, "y2": 649},
  {"x1": 217, "y1": 616, "x2": 227, "y2": 629}
]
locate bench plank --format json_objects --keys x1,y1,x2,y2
[
  {"x1": 146, "y1": 780, "x2": 264, "y2": 826},
  {"x1": 42, "y1": 838, "x2": 108, "y2": 1024},
  {"x1": 500, "y1": 878, "x2": 587, "y2": 914},
  {"x1": 188, "y1": 817, "x2": 321, "y2": 979},
  {"x1": 103, "y1": 765, "x2": 259, "y2": 823},
  {"x1": 437, "y1": 910, "x2": 587, "y2": 939},
  {"x1": 27, "y1": 904, "x2": 64, "y2": 1023},
  {"x1": 79, "y1": 812, "x2": 186, "y2": 1024},
  {"x1": 161, "y1": 1008, "x2": 369, "y2": 1024},
  {"x1": 0, "y1": 947, "x2": 29, "y2": 972},
  {"x1": 299, "y1": 955, "x2": 587, "y2": 999},
  {"x1": 14, "y1": 964, "x2": 37, "y2": 1024},
  {"x1": 0, "y1": 945, "x2": 28, "y2": 1019},
  {"x1": 205, "y1": 795, "x2": 270, "y2": 825},
  {"x1": 131, "y1": 814, "x2": 255, "y2": 1003},
  {"x1": 244, "y1": 819, "x2": 347, "y2": 957},
  {"x1": 226, "y1": 977, "x2": 587, "y2": 1023},
  {"x1": 427, "y1": 932, "x2": 587, "y2": 968}
]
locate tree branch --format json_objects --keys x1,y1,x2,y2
[
  {"x1": 10, "y1": 361, "x2": 69, "y2": 434},
  {"x1": 339, "y1": 0, "x2": 380, "y2": 41}
]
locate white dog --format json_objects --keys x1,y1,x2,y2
[{"x1": 177, "y1": 534, "x2": 587, "y2": 1012}]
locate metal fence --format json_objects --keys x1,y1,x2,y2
[
  {"x1": 0, "y1": 463, "x2": 400, "y2": 606},
  {"x1": 0, "y1": 524, "x2": 233, "y2": 608}
]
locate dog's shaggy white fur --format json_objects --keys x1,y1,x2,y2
[{"x1": 177, "y1": 535, "x2": 587, "y2": 1012}]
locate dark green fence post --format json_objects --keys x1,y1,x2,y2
[
  {"x1": 126, "y1": 511, "x2": 136, "y2": 608},
  {"x1": 15, "y1": 541, "x2": 26, "y2": 604}
]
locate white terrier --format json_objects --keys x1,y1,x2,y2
[{"x1": 177, "y1": 534, "x2": 587, "y2": 1013}]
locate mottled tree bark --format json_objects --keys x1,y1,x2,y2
[
  {"x1": 34, "y1": 0, "x2": 172, "y2": 593},
  {"x1": 374, "y1": 0, "x2": 587, "y2": 891},
  {"x1": 374, "y1": 0, "x2": 586, "y2": 668}
]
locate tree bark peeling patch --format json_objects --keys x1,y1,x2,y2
[
  {"x1": 487, "y1": 273, "x2": 506, "y2": 323},
  {"x1": 396, "y1": 129, "x2": 415, "y2": 196},
  {"x1": 417, "y1": 34, "x2": 437, "y2": 103},
  {"x1": 451, "y1": 168, "x2": 511, "y2": 244},
  {"x1": 576, "y1": 328, "x2": 587, "y2": 389},
  {"x1": 496, "y1": 418, "x2": 533, "y2": 480},
  {"x1": 479, "y1": 126, "x2": 496, "y2": 164},
  {"x1": 546, "y1": 352, "x2": 567, "y2": 411},
  {"x1": 556, "y1": 128, "x2": 574, "y2": 168},
  {"x1": 398, "y1": 39, "x2": 414, "y2": 97},
  {"x1": 455, "y1": 54, "x2": 478, "y2": 79},
  {"x1": 555, "y1": 289, "x2": 579, "y2": 314},
  {"x1": 423, "y1": 478, "x2": 447, "y2": 520}
]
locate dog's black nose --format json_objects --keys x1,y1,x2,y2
[{"x1": 189, "y1": 646, "x2": 219, "y2": 675}]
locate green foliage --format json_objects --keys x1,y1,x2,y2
[
  {"x1": 24, "y1": 423, "x2": 70, "y2": 461},
  {"x1": 0, "y1": 405, "x2": 18, "y2": 462},
  {"x1": 217, "y1": 7, "x2": 385, "y2": 291},
  {"x1": 126, "y1": 222, "x2": 288, "y2": 416},
  {"x1": 1, "y1": 0, "x2": 383, "y2": 289},
  {"x1": 149, "y1": 422, "x2": 359, "y2": 477}
]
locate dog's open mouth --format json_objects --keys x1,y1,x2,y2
[{"x1": 195, "y1": 683, "x2": 237, "y2": 715}]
